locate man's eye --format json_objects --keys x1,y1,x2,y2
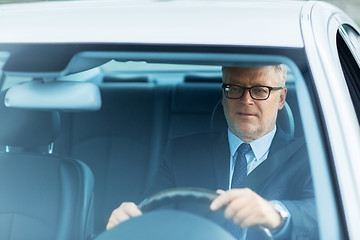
[{"x1": 253, "y1": 87, "x2": 267, "y2": 93}]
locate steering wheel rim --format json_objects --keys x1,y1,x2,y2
[
  {"x1": 138, "y1": 187, "x2": 274, "y2": 240},
  {"x1": 139, "y1": 187, "x2": 218, "y2": 212}
]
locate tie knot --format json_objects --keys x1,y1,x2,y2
[{"x1": 237, "y1": 143, "x2": 251, "y2": 156}]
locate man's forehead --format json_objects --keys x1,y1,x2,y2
[
  {"x1": 223, "y1": 66, "x2": 276, "y2": 75},
  {"x1": 223, "y1": 66, "x2": 278, "y2": 83}
]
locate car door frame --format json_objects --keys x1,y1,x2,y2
[{"x1": 301, "y1": 1, "x2": 360, "y2": 239}]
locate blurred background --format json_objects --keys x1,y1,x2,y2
[
  {"x1": 329, "y1": 0, "x2": 360, "y2": 25},
  {"x1": 0, "y1": 0, "x2": 359, "y2": 25}
]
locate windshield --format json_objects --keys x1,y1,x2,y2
[{"x1": 0, "y1": 52, "x2": 322, "y2": 240}]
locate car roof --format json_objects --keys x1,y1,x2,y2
[{"x1": 0, "y1": 0, "x2": 310, "y2": 47}]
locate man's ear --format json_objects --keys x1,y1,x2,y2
[{"x1": 278, "y1": 88, "x2": 287, "y2": 110}]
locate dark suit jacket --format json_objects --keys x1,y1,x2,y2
[{"x1": 146, "y1": 129, "x2": 318, "y2": 240}]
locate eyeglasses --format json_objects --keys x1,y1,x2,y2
[{"x1": 222, "y1": 83, "x2": 283, "y2": 100}]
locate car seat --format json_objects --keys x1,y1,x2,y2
[{"x1": 0, "y1": 90, "x2": 95, "y2": 240}]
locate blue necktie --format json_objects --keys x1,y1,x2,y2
[
  {"x1": 226, "y1": 143, "x2": 251, "y2": 239},
  {"x1": 231, "y1": 143, "x2": 251, "y2": 188}
]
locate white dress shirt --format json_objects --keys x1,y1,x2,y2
[{"x1": 228, "y1": 126, "x2": 276, "y2": 189}]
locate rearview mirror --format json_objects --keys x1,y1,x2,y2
[{"x1": 5, "y1": 80, "x2": 101, "y2": 111}]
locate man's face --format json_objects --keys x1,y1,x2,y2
[{"x1": 222, "y1": 66, "x2": 287, "y2": 142}]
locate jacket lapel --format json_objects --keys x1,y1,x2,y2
[
  {"x1": 211, "y1": 131, "x2": 231, "y2": 191},
  {"x1": 210, "y1": 129, "x2": 305, "y2": 193},
  {"x1": 235, "y1": 130, "x2": 304, "y2": 193}
]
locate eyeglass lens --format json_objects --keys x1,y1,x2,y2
[{"x1": 225, "y1": 86, "x2": 270, "y2": 100}]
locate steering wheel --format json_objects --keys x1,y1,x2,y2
[
  {"x1": 138, "y1": 187, "x2": 219, "y2": 214},
  {"x1": 139, "y1": 187, "x2": 274, "y2": 240},
  {"x1": 95, "y1": 188, "x2": 273, "y2": 240}
]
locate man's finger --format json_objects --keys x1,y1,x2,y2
[
  {"x1": 237, "y1": 212, "x2": 263, "y2": 229},
  {"x1": 232, "y1": 204, "x2": 257, "y2": 227},
  {"x1": 106, "y1": 202, "x2": 142, "y2": 230},
  {"x1": 106, "y1": 219, "x2": 121, "y2": 230},
  {"x1": 224, "y1": 197, "x2": 251, "y2": 220},
  {"x1": 210, "y1": 190, "x2": 236, "y2": 210},
  {"x1": 123, "y1": 202, "x2": 142, "y2": 217},
  {"x1": 210, "y1": 188, "x2": 250, "y2": 211},
  {"x1": 216, "y1": 189, "x2": 226, "y2": 195}
]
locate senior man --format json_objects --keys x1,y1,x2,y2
[{"x1": 107, "y1": 65, "x2": 317, "y2": 239}]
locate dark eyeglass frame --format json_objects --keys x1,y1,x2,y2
[{"x1": 222, "y1": 83, "x2": 284, "y2": 100}]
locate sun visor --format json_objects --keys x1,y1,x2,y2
[
  {"x1": 5, "y1": 80, "x2": 101, "y2": 111},
  {"x1": 2, "y1": 45, "x2": 109, "y2": 78}
]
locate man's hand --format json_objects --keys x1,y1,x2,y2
[
  {"x1": 106, "y1": 202, "x2": 142, "y2": 230},
  {"x1": 210, "y1": 188, "x2": 281, "y2": 229}
]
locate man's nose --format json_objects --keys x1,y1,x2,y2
[{"x1": 239, "y1": 90, "x2": 254, "y2": 103}]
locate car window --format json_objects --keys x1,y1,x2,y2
[
  {"x1": 57, "y1": 57, "x2": 319, "y2": 237},
  {"x1": 1, "y1": 76, "x2": 32, "y2": 90},
  {"x1": 337, "y1": 25, "x2": 360, "y2": 123},
  {"x1": 100, "y1": 61, "x2": 222, "y2": 85},
  {"x1": 0, "y1": 49, "x2": 325, "y2": 238},
  {"x1": 0, "y1": 54, "x2": 32, "y2": 91},
  {"x1": 341, "y1": 25, "x2": 360, "y2": 62}
]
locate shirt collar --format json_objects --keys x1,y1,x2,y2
[{"x1": 228, "y1": 126, "x2": 277, "y2": 160}]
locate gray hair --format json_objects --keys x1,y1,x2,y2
[
  {"x1": 222, "y1": 64, "x2": 288, "y2": 86},
  {"x1": 275, "y1": 64, "x2": 287, "y2": 87}
]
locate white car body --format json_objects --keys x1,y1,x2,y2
[{"x1": 0, "y1": 1, "x2": 359, "y2": 239}]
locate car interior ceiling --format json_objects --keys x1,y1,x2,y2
[{"x1": 0, "y1": 62, "x2": 304, "y2": 236}]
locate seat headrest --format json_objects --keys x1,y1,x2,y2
[
  {"x1": 277, "y1": 101, "x2": 295, "y2": 137},
  {"x1": 211, "y1": 100, "x2": 295, "y2": 137},
  {"x1": 103, "y1": 76, "x2": 149, "y2": 83},
  {"x1": 184, "y1": 75, "x2": 222, "y2": 83},
  {"x1": 0, "y1": 90, "x2": 60, "y2": 148}
]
